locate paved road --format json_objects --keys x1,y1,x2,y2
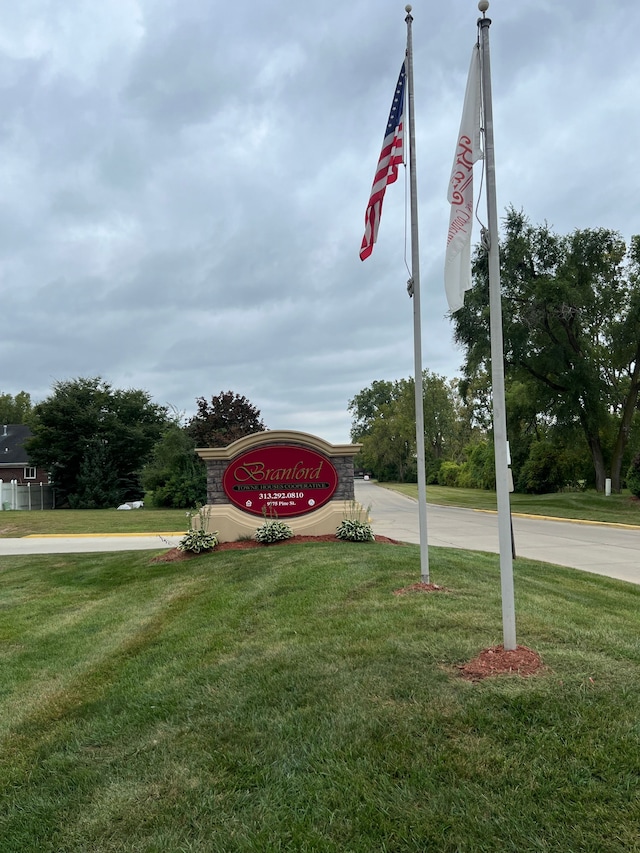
[{"x1": 355, "y1": 479, "x2": 640, "y2": 586}]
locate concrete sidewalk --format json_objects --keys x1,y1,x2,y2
[
  {"x1": 0, "y1": 533, "x2": 182, "y2": 556},
  {"x1": 355, "y1": 479, "x2": 640, "y2": 586}
]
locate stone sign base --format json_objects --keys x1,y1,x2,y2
[{"x1": 197, "y1": 499, "x2": 366, "y2": 543}]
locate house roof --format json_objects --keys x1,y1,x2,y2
[{"x1": 0, "y1": 424, "x2": 33, "y2": 466}]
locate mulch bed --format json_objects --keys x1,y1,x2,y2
[
  {"x1": 456, "y1": 645, "x2": 544, "y2": 681},
  {"x1": 393, "y1": 582, "x2": 448, "y2": 594},
  {"x1": 151, "y1": 534, "x2": 402, "y2": 563}
]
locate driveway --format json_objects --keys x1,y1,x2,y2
[{"x1": 355, "y1": 479, "x2": 640, "y2": 586}]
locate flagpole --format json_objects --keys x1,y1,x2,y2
[
  {"x1": 404, "y1": 5, "x2": 429, "y2": 584},
  {"x1": 477, "y1": 1, "x2": 517, "y2": 649}
]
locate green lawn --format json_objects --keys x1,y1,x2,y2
[
  {"x1": 383, "y1": 482, "x2": 640, "y2": 526},
  {"x1": 0, "y1": 507, "x2": 188, "y2": 538},
  {"x1": 1, "y1": 541, "x2": 639, "y2": 851}
]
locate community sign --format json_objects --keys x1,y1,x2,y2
[{"x1": 222, "y1": 444, "x2": 338, "y2": 518}]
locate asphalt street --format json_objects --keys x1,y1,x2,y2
[
  {"x1": 1, "y1": 481, "x2": 639, "y2": 586},
  {"x1": 354, "y1": 479, "x2": 640, "y2": 586}
]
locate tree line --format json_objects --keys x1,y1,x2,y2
[
  {"x1": 351, "y1": 209, "x2": 640, "y2": 496},
  {"x1": 1, "y1": 380, "x2": 265, "y2": 509}
]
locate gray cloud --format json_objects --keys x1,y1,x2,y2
[{"x1": 2, "y1": 0, "x2": 639, "y2": 441}]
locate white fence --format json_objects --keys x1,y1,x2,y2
[{"x1": 0, "y1": 480, "x2": 56, "y2": 510}]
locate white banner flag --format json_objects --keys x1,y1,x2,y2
[{"x1": 444, "y1": 44, "x2": 483, "y2": 313}]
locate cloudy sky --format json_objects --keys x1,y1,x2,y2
[{"x1": 2, "y1": 0, "x2": 639, "y2": 443}]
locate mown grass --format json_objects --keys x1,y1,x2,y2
[
  {"x1": 384, "y1": 482, "x2": 640, "y2": 526},
  {"x1": 1, "y1": 542, "x2": 639, "y2": 851},
  {"x1": 0, "y1": 507, "x2": 188, "y2": 537}
]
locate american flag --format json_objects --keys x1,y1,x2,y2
[{"x1": 360, "y1": 62, "x2": 406, "y2": 261}]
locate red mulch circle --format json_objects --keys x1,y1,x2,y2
[
  {"x1": 393, "y1": 582, "x2": 447, "y2": 595},
  {"x1": 456, "y1": 645, "x2": 544, "y2": 681},
  {"x1": 151, "y1": 534, "x2": 402, "y2": 562}
]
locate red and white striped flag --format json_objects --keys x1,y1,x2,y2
[
  {"x1": 444, "y1": 44, "x2": 483, "y2": 312},
  {"x1": 360, "y1": 62, "x2": 406, "y2": 261}
]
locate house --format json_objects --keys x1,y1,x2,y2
[{"x1": 0, "y1": 424, "x2": 49, "y2": 484}]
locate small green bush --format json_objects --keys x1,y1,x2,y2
[
  {"x1": 626, "y1": 452, "x2": 640, "y2": 498},
  {"x1": 178, "y1": 528, "x2": 219, "y2": 553},
  {"x1": 178, "y1": 506, "x2": 218, "y2": 553},
  {"x1": 458, "y1": 441, "x2": 496, "y2": 490},
  {"x1": 335, "y1": 518, "x2": 375, "y2": 542},
  {"x1": 255, "y1": 519, "x2": 294, "y2": 545},
  {"x1": 437, "y1": 461, "x2": 461, "y2": 487}
]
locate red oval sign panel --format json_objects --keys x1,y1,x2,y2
[{"x1": 223, "y1": 444, "x2": 338, "y2": 517}]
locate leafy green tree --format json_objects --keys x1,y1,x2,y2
[
  {"x1": 454, "y1": 208, "x2": 640, "y2": 492},
  {"x1": 457, "y1": 439, "x2": 496, "y2": 490},
  {"x1": 359, "y1": 386, "x2": 416, "y2": 482},
  {"x1": 348, "y1": 380, "x2": 398, "y2": 441},
  {"x1": 70, "y1": 439, "x2": 122, "y2": 509},
  {"x1": 0, "y1": 391, "x2": 32, "y2": 424},
  {"x1": 187, "y1": 391, "x2": 266, "y2": 447},
  {"x1": 26, "y1": 377, "x2": 168, "y2": 507},
  {"x1": 142, "y1": 424, "x2": 207, "y2": 508},
  {"x1": 349, "y1": 372, "x2": 470, "y2": 482}
]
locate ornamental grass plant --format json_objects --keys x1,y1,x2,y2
[
  {"x1": 177, "y1": 506, "x2": 218, "y2": 553},
  {"x1": 336, "y1": 502, "x2": 375, "y2": 541}
]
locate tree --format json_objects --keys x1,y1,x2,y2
[
  {"x1": 26, "y1": 377, "x2": 168, "y2": 507},
  {"x1": 70, "y1": 439, "x2": 122, "y2": 509},
  {"x1": 348, "y1": 372, "x2": 470, "y2": 482},
  {"x1": 453, "y1": 209, "x2": 640, "y2": 492},
  {"x1": 187, "y1": 391, "x2": 266, "y2": 447},
  {"x1": 359, "y1": 384, "x2": 417, "y2": 482},
  {"x1": 0, "y1": 391, "x2": 32, "y2": 424},
  {"x1": 141, "y1": 423, "x2": 207, "y2": 508},
  {"x1": 348, "y1": 380, "x2": 398, "y2": 441}
]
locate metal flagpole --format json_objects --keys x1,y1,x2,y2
[
  {"x1": 405, "y1": 5, "x2": 430, "y2": 584},
  {"x1": 477, "y1": 1, "x2": 516, "y2": 649}
]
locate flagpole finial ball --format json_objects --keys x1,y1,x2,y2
[
  {"x1": 405, "y1": 5, "x2": 412, "y2": 12},
  {"x1": 478, "y1": 0, "x2": 489, "y2": 12}
]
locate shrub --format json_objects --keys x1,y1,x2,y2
[
  {"x1": 255, "y1": 519, "x2": 294, "y2": 545},
  {"x1": 517, "y1": 441, "x2": 565, "y2": 494},
  {"x1": 437, "y1": 461, "x2": 461, "y2": 487},
  {"x1": 456, "y1": 441, "x2": 496, "y2": 490},
  {"x1": 336, "y1": 518, "x2": 375, "y2": 542},
  {"x1": 178, "y1": 528, "x2": 219, "y2": 553},
  {"x1": 626, "y1": 452, "x2": 640, "y2": 498},
  {"x1": 178, "y1": 506, "x2": 218, "y2": 553}
]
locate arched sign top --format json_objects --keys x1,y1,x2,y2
[
  {"x1": 222, "y1": 444, "x2": 339, "y2": 518},
  {"x1": 197, "y1": 429, "x2": 360, "y2": 461}
]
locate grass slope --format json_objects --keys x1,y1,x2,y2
[{"x1": 1, "y1": 542, "x2": 639, "y2": 851}]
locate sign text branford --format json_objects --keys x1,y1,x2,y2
[{"x1": 222, "y1": 444, "x2": 338, "y2": 517}]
